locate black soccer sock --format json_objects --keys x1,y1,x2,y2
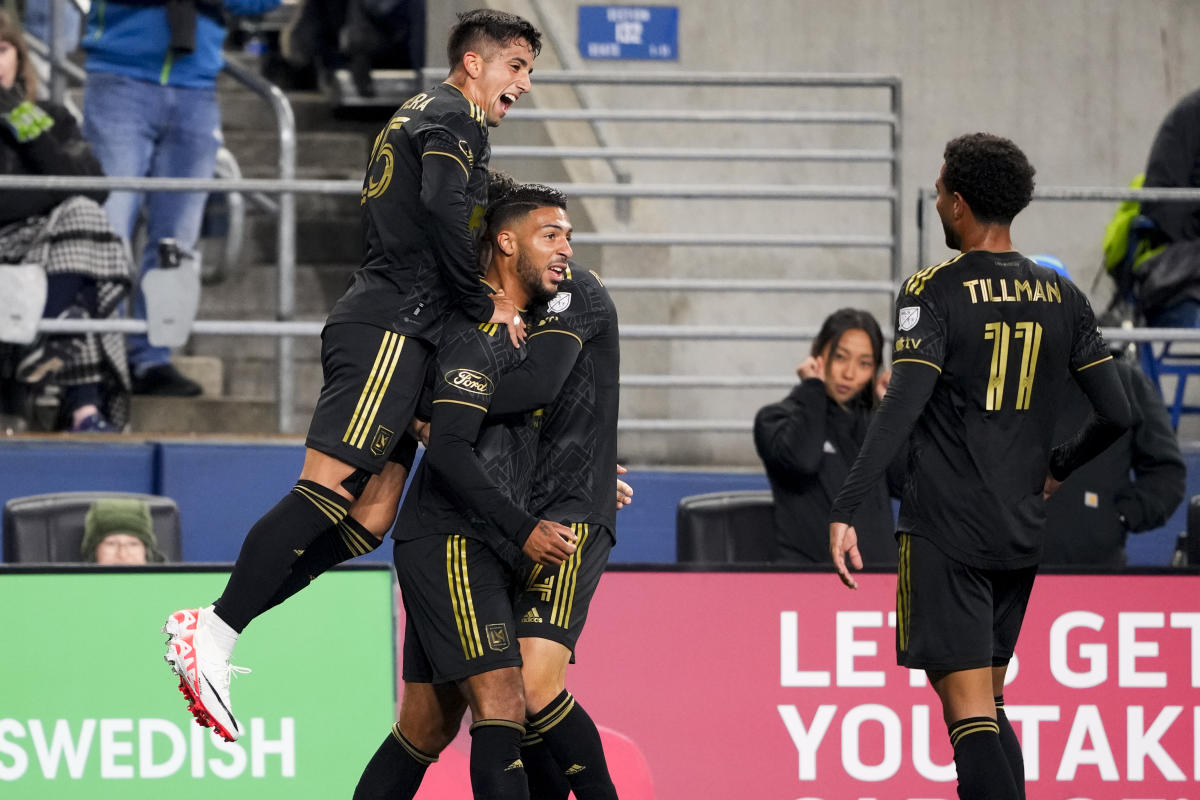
[
  {"x1": 213, "y1": 480, "x2": 351, "y2": 632},
  {"x1": 521, "y1": 730, "x2": 570, "y2": 800},
  {"x1": 947, "y1": 716, "x2": 1020, "y2": 800},
  {"x1": 353, "y1": 723, "x2": 437, "y2": 800},
  {"x1": 994, "y1": 696, "x2": 1025, "y2": 800},
  {"x1": 527, "y1": 690, "x2": 617, "y2": 800},
  {"x1": 257, "y1": 515, "x2": 383, "y2": 615},
  {"x1": 469, "y1": 719, "x2": 529, "y2": 800}
]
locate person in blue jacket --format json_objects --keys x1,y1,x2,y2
[{"x1": 79, "y1": 0, "x2": 280, "y2": 396}]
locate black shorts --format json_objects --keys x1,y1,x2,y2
[
  {"x1": 896, "y1": 533, "x2": 1037, "y2": 672},
  {"x1": 395, "y1": 534, "x2": 522, "y2": 684},
  {"x1": 514, "y1": 523, "x2": 612, "y2": 656},
  {"x1": 306, "y1": 323, "x2": 431, "y2": 474}
]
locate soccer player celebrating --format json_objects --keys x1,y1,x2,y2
[
  {"x1": 162, "y1": 9, "x2": 542, "y2": 743},
  {"x1": 356, "y1": 181, "x2": 577, "y2": 800},
  {"x1": 829, "y1": 133, "x2": 1131, "y2": 800}
]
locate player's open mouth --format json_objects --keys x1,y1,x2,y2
[
  {"x1": 500, "y1": 93, "x2": 517, "y2": 113},
  {"x1": 548, "y1": 264, "x2": 567, "y2": 283}
]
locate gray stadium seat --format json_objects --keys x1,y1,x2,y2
[
  {"x1": 3, "y1": 491, "x2": 182, "y2": 563},
  {"x1": 675, "y1": 490, "x2": 776, "y2": 563}
]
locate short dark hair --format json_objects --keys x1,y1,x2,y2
[
  {"x1": 811, "y1": 308, "x2": 885, "y2": 408},
  {"x1": 941, "y1": 133, "x2": 1036, "y2": 225},
  {"x1": 484, "y1": 172, "x2": 566, "y2": 239},
  {"x1": 447, "y1": 9, "x2": 542, "y2": 68}
]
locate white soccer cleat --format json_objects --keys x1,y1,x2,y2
[{"x1": 163, "y1": 607, "x2": 248, "y2": 742}]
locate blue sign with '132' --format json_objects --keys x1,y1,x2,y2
[{"x1": 578, "y1": 5, "x2": 679, "y2": 60}]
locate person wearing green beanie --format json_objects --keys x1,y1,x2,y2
[{"x1": 81, "y1": 498, "x2": 163, "y2": 564}]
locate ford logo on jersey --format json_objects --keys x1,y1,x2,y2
[{"x1": 445, "y1": 369, "x2": 493, "y2": 395}]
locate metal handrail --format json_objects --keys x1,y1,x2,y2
[{"x1": 3, "y1": 67, "x2": 903, "y2": 436}]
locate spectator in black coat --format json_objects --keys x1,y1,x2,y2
[{"x1": 754, "y1": 308, "x2": 902, "y2": 566}]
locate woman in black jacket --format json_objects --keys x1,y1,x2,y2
[
  {"x1": 754, "y1": 308, "x2": 902, "y2": 566},
  {"x1": 0, "y1": 10, "x2": 131, "y2": 431}
]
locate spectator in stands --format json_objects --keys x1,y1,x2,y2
[
  {"x1": 1136, "y1": 87, "x2": 1200, "y2": 327},
  {"x1": 0, "y1": 9, "x2": 132, "y2": 432},
  {"x1": 21, "y1": 0, "x2": 83, "y2": 62},
  {"x1": 280, "y1": 0, "x2": 424, "y2": 98},
  {"x1": 80, "y1": 0, "x2": 280, "y2": 396},
  {"x1": 1033, "y1": 255, "x2": 1186, "y2": 566},
  {"x1": 81, "y1": 496, "x2": 165, "y2": 564},
  {"x1": 754, "y1": 308, "x2": 901, "y2": 566}
]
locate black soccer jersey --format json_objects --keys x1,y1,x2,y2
[
  {"x1": 892, "y1": 251, "x2": 1112, "y2": 567},
  {"x1": 392, "y1": 300, "x2": 540, "y2": 567},
  {"x1": 527, "y1": 268, "x2": 621, "y2": 533},
  {"x1": 836, "y1": 250, "x2": 1112, "y2": 570},
  {"x1": 326, "y1": 82, "x2": 494, "y2": 344}
]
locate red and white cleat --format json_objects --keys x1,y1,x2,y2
[{"x1": 163, "y1": 607, "x2": 247, "y2": 742}]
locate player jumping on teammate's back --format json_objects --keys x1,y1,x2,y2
[
  {"x1": 829, "y1": 133, "x2": 1130, "y2": 800},
  {"x1": 162, "y1": 9, "x2": 542, "y2": 743}
]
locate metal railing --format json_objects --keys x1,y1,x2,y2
[
  {"x1": 3, "y1": 69, "x2": 902, "y2": 435},
  {"x1": 17, "y1": 39, "x2": 300, "y2": 430}
]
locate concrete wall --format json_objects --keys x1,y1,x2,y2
[{"x1": 429, "y1": 1, "x2": 1200, "y2": 464}]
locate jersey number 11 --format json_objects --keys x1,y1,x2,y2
[{"x1": 983, "y1": 321, "x2": 1043, "y2": 411}]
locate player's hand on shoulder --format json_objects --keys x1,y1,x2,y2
[
  {"x1": 522, "y1": 519, "x2": 577, "y2": 566},
  {"x1": 489, "y1": 291, "x2": 527, "y2": 348}
]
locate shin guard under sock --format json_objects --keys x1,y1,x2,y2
[
  {"x1": 527, "y1": 690, "x2": 617, "y2": 800},
  {"x1": 353, "y1": 723, "x2": 437, "y2": 800},
  {"x1": 214, "y1": 480, "x2": 350, "y2": 631},
  {"x1": 948, "y1": 716, "x2": 1019, "y2": 800},
  {"x1": 469, "y1": 719, "x2": 528, "y2": 800},
  {"x1": 994, "y1": 696, "x2": 1025, "y2": 800},
  {"x1": 521, "y1": 730, "x2": 570, "y2": 800},
  {"x1": 258, "y1": 515, "x2": 382, "y2": 615}
]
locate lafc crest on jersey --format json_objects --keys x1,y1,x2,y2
[{"x1": 898, "y1": 306, "x2": 920, "y2": 331}]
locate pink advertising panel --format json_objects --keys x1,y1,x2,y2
[{"x1": 539, "y1": 571, "x2": 1199, "y2": 799}]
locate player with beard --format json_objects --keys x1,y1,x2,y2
[
  {"x1": 355, "y1": 182, "x2": 578, "y2": 800},
  {"x1": 829, "y1": 133, "x2": 1131, "y2": 800}
]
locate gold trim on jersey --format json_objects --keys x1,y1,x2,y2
[
  {"x1": 897, "y1": 534, "x2": 911, "y2": 653},
  {"x1": 343, "y1": 332, "x2": 405, "y2": 450},
  {"x1": 904, "y1": 252, "x2": 966, "y2": 296},
  {"x1": 423, "y1": 150, "x2": 469, "y2": 180},
  {"x1": 529, "y1": 690, "x2": 577, "y2": 733},
  {"x1": 432, "y1": 398, "x2": 489, "y2": 413},
  {"x1": 1076, "y1": 354, "x2": 1113, "y2": 372},
  {"x1": 446, "y1": 535, "x2": 483, "y2": 659},
  {"x1": 588, "y1": 269, "x2": 603, "y2": 285},
  {"x1": 478, "y1": 322, "x2": 500, "y2": 337},
  {"x1": 528, "y1": 328, "x2": 583, "y2": 348},
  {"x1": 892, "y1": 357, "x2": 942, "y2": 373},
  {"x1": 291, "y1": 483, "x2": 348, "y2": 524}
]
